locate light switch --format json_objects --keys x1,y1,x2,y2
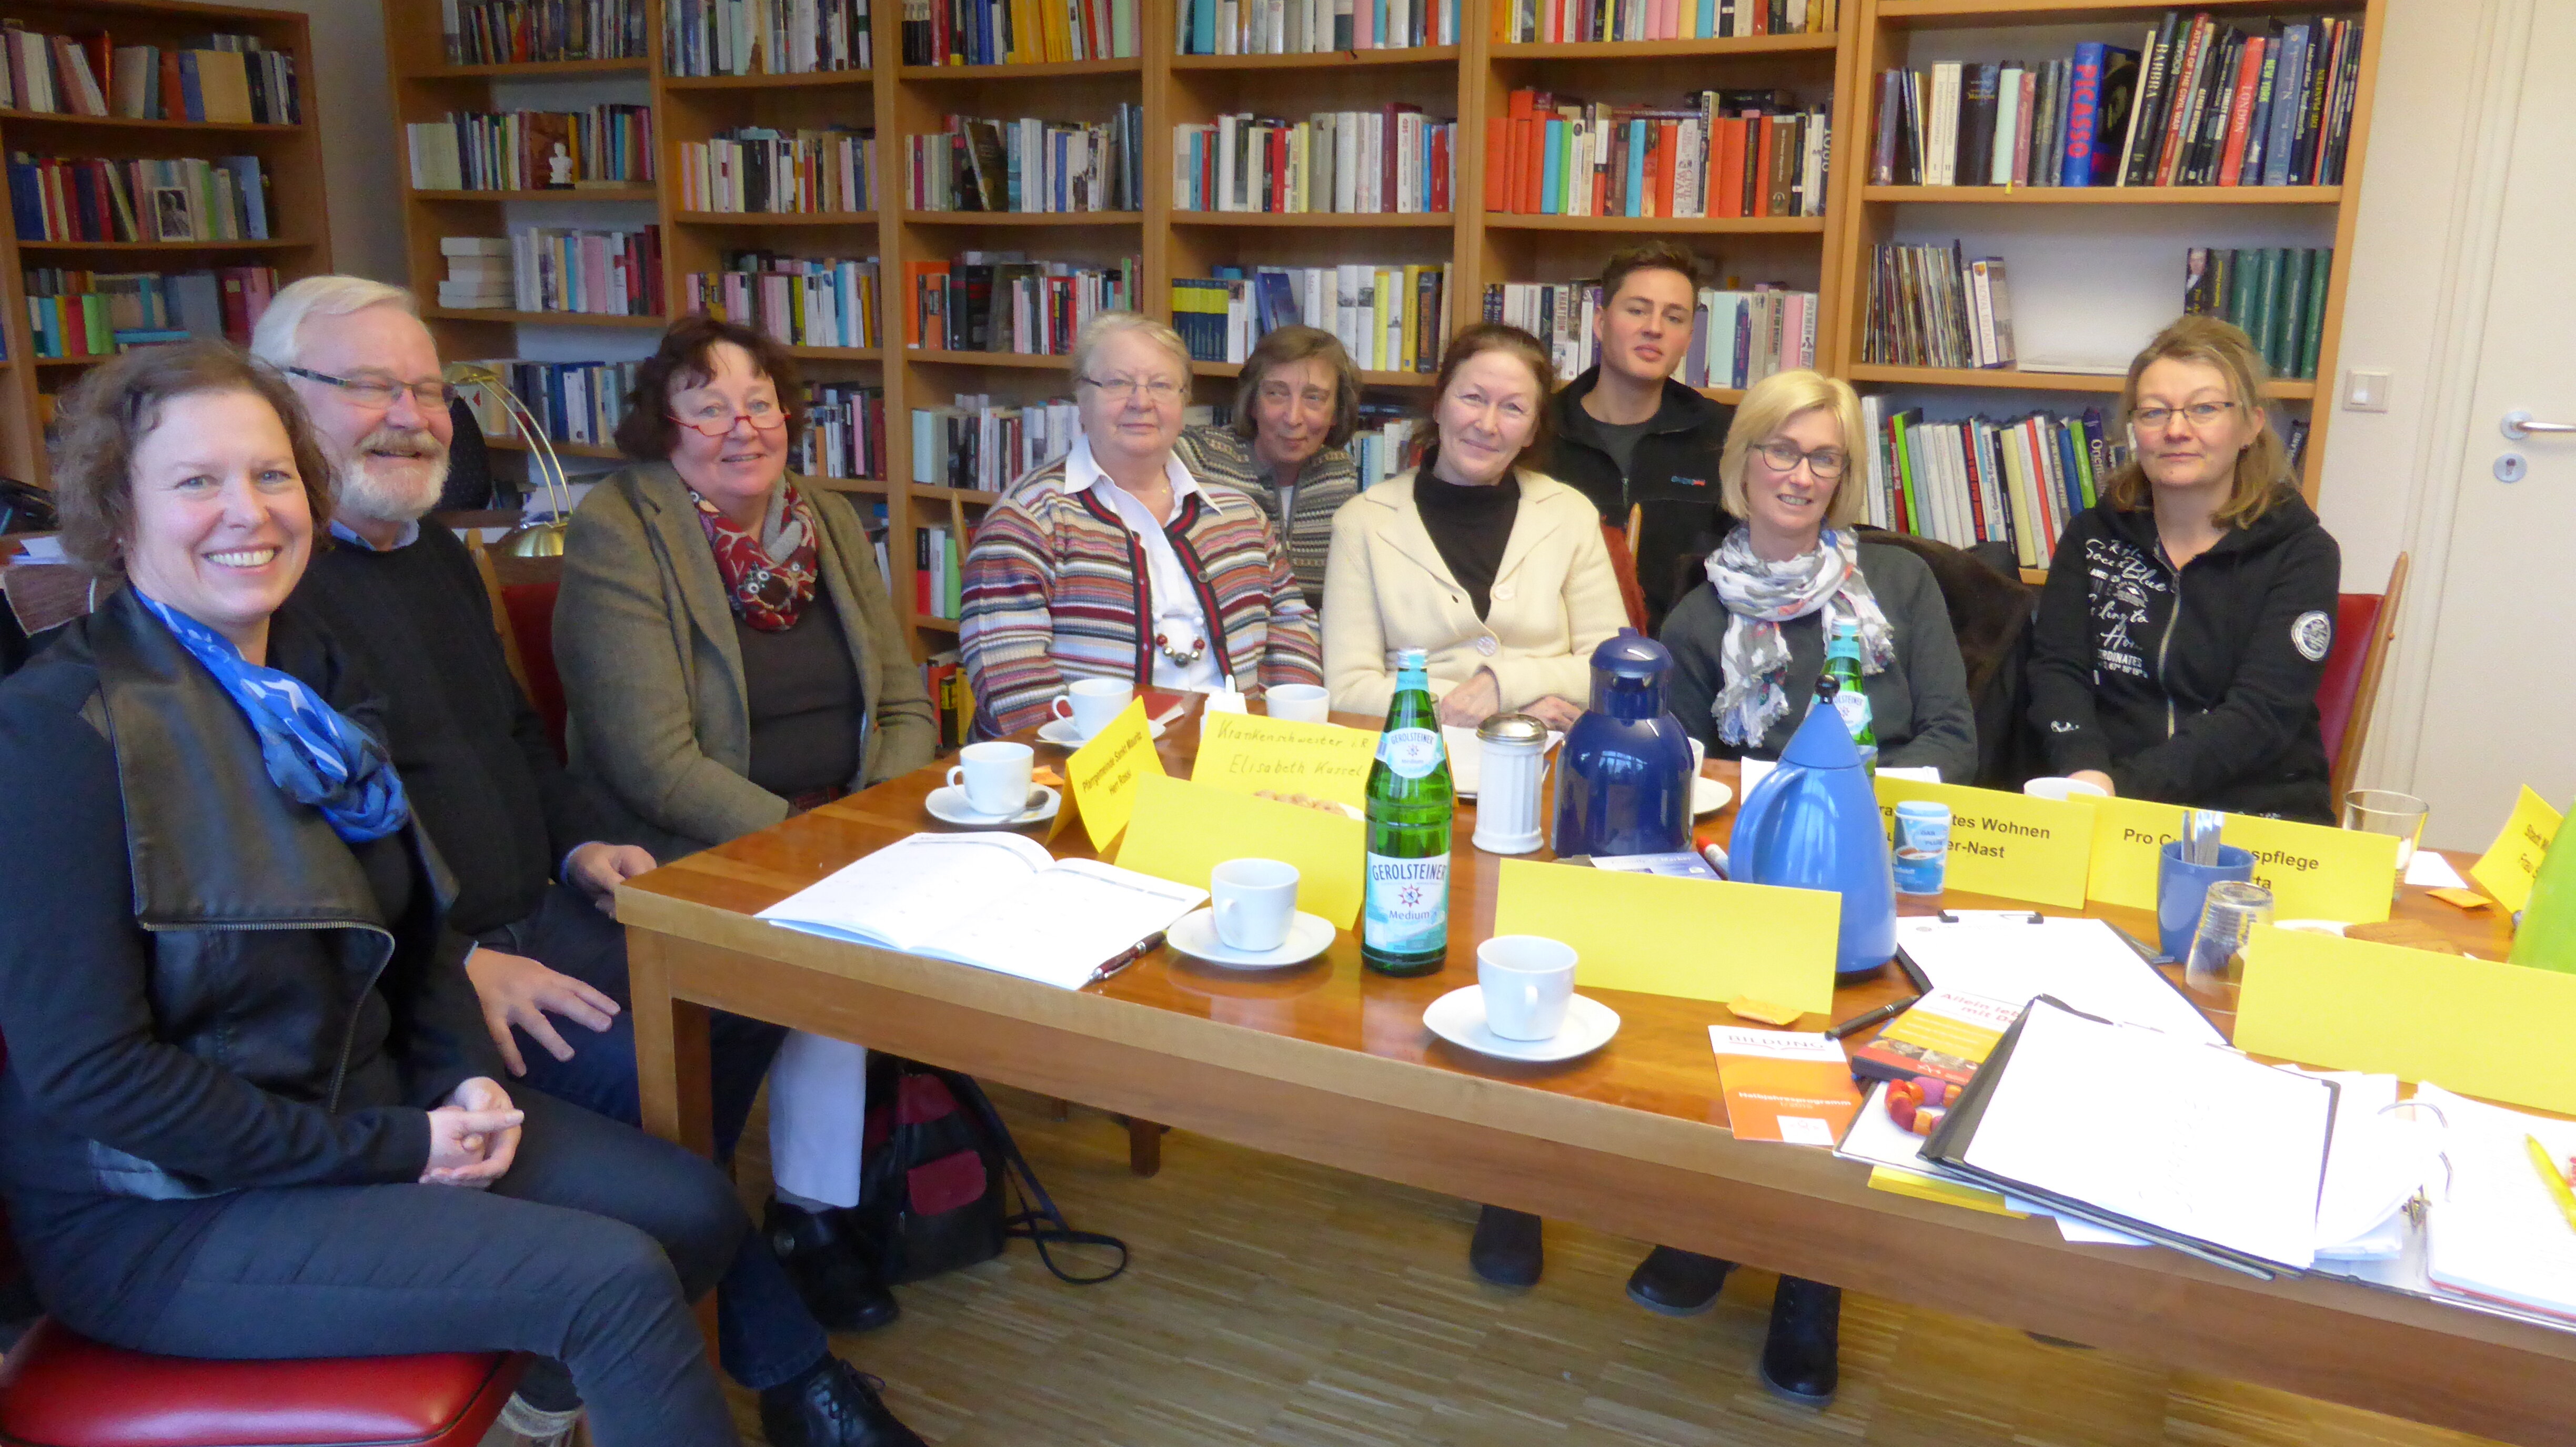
[{"x1": 2345, "y1": 369, "x2": 2391, "y2": 412}]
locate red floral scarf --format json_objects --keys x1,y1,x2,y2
[{"x1": 690, "y1": 484, "x2": 820, "y2": 632}]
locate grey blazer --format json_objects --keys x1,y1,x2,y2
[{"x1": 555, "y1": 462, "x2": 938, "y2": 863}]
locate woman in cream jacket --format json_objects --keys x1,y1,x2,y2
[{"x1": 1322, "y1": 322, "x2": 1627, "y2": 730}]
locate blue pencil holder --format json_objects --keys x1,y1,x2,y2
[{"x1": 2157, "y1": 841, "x2": 2257, "y2": 963}]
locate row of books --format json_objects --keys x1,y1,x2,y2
[
  {"x1": 903, "y1": 254, "x2": 1138, "y2": 353},
  {"x1": 1483, "y1": 280, "x2": 1819, "y2": 390},
  {"x1": 1877, "y1": 13, "x2": 2361, "y2": 189},
  {"x1": 1490, "y1": 89, "x2": 1829, "y2": 218},
  {"x1": 1174, "y1": 110, "x2": 1456, "y2": 215},
  {"x1": 442, "y1": 0, "x2": 648, "y2": 64},
  {"x1": 405, "y1": 107, "x2": 657, "y2": 193},
  {"x1": 1858, "y1": 402, "x2": 2129, "y2": 566},
  {"x1": 1860, "y1": 240, "x2": 2020, "y2": 371},
  {"x1": 915, "y1": 523, "x2": 967, "y2": 620},
  {"x1": 900, "y1": 0, "x2": 1140, "y2": 65},
  {"x1": 21, "y1": 265, "x2": 277, "y2": 359},
  {"x1": 904, "y1": 109, "x2": 1144, "y2": 214},
  {"x1": 665, "y1": 0, "x2": 870, "y2": 76},
  {"x1": 793, "y1": 380, "x2": 891, "y2": 480},
  {"x1": 456, "y1": 358, "x2": 641, "y2": 450},
  {"x1": 1178, "y1": 0, "x2": 1455, "y2": 54},
  {"x1": 911, "y1": 396, "x2": 1082, "y2": 491},
  {"x1": 2183, "y1": 246, "x2": 2331, "y2": 381},
  {"x1": 1347, "y1": 402, "x2": 1425, "y2": 488},
  {"x1": 4, "y1": 30, "x2": 299, "y2": 126},
  {"x1": 1174, "y1": 264, "x2": 1448, "y2": 375},
  {"x1": 9, "y1": 154, "x2": 273, "y2": 245},
  {"x1": 678, "y1": 126, "x2": 874, "y2": 214},
  {"x1": 684, "y1": 251, "x2": 883, "y2": 350},
  {"x1": 504, "y1": 226, "x2": 665, "y2": 316},
  {"x1": 1493, "y1": 0, "x2": 1837, "y2": 43},
  {"x1": 923, "y1": 650, "x2": 976, "y2": 749}
]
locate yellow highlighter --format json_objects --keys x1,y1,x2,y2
[{"x1": 2524, "y1": 1135, "x2": 2576, "y2": 1232}]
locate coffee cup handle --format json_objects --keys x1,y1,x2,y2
[
  {"x1": 1050, "y1": 696, "x2": 1074, "y2": 721},
  {"x1": 946, "y1": 766, "x2": 966, "y2": 790}
]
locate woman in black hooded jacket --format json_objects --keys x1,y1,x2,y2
[{"x1": 2027, "y1": 316, "x2": 2340, "y2": 822}]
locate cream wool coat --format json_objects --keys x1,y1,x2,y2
[{"x1": 1322, "y1": 468, "x2": 1628, "y2": 715}]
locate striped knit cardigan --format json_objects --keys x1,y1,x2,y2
[
  {"x1": 1170, "y1": 423, "x2": 1356, "y2": 611},
  {"x1": 961, "y1": 454, "x2": 1324, "y2": 737}
]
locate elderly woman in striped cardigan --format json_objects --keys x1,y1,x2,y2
[{"x1": 962, "y1": 312, "x2": 1323, "y2": 737}]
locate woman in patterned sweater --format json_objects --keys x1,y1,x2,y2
[
  {"x1": 1171, "y1": 324, "x2": 1361, "y2": 611},
  {"x1": 962, "y1": 313, "x2": 1323, "y2": 736}
]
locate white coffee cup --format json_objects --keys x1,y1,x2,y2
[
  {"x1": 2024, "y1": 775, "x2": 2110, "y2": 802},
  {"x1": 1477, "y1": 935, "x2": 1578, "y2": 1041},
  {"x1": 1050, "y1": 677, "x2": 1133, "y2": 738},
  {"x1": 1267, "y1": 683, "x2": 1331, "y2": 724},
  {"x1": 1211, "y1": 857, "x2": 1300, "y2": 953},
  {"x1": 946, "y1": 740, "x2": 1033, "y2": 816}
]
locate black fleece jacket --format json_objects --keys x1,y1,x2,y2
[
  {"x1": 1544, "y1": 367, "x2": 1736, "y2": 626},
  {"x1": 2026, "y1": 489, "x2": 2340, "y2": 821}
]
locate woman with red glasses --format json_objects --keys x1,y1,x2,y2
[{"x1": 552, "y1": 314, "x2": 937, "y2": 1447}]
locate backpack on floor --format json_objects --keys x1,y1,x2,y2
[{"x1": 853, "y1": 1055, "x2": 1129, "y2": 1287}]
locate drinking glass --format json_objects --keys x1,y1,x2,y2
[
  {"x1": 2184, "y1": 880, "x2": 2275, "y2": 1000},
  {"x1": 2343, "y1": 789, "x2": 2430, "y2": 893}
]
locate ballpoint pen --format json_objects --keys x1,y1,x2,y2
[
  {"x1": 2525, "y1": 1135, "x2": 2576, "y2": 1232},
  {"x1": 1090, "y1": 932, "x2": 1166, "y2": 986},
  {"x1": 1825, "y1": 994, "x2": 1920, "y2": 1041}
]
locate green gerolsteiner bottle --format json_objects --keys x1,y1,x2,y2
[
  {"x1": 1818, "y1": 620, "x2": 1878, "y2": 775},
  {"x1": 1363, "y1": 647, "x2": 1454, "y2": 977}
]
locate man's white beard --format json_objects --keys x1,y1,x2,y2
[{"x1": 336, "y1": 426, "x2": 451, "y2": 528}]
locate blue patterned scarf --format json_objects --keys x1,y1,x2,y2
[{"x1": 135, "y1": 592, "x2": 411, "y2": 843}]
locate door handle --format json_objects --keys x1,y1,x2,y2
[{"x1": 2501, "y1": 410, "x2": 2576, "y2": 440}]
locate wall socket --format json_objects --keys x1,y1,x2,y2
[{"x1": 2345, "y1": 369, "x2": 2392, "y2": 412}]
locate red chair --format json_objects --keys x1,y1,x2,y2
[
  {"x1": 1602, "y1": 520, "x2": 1648, "y2": 633},
  {"x1": 464, "y1": 534, "x2": 569, "y2": 760},
  {"x1": 2317, "y1": 551, "x2": 2409, "y2": 803}
]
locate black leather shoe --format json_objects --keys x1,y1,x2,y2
[
  {"x1": 1758, "y1": 1276, "x2": 1842, "y2": 1408},
  {"x1": 760, "y1": 1357, "x2": 926, "y2": 1447},
  {"x1": 1468, "y1": 1205, "x2": 1543, "y2": 1288},
  {"x1": 766, "y1": 1201, "x2": 900, "y2": 1334},
  {"x1": 1625, "y1": 1246, "x2": 1733, "y2": 1317}
]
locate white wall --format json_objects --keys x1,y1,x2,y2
[{"x1": 269, "y1": 0, "x2": 407, "y2": 284}]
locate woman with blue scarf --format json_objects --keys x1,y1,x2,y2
[{"x1": 0, "y1": 345, "x2": 750, "y2": 1446}]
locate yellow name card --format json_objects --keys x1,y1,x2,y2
[
  {"x1": 2081, "y1": 796, "x2": 2189, "y2": 910},
  {"x1": 2237, "y1": 924, "x2": 2576, "y2": 1116},
  {"x1": 1191, "y1": 711, "x2": 1382, "y2": 808},
  {"x1": 1493, "y1": 858, "x2": 1840, "y2": 1014},
  {"x1": 1872, "y1": 778, "x2": 2094, "y2": 909},
  {"x1": 1063, "y1": 699, "x2": 1165, "y2": 851},
  {"x1": 2221, "y1": 814, "x2": 2397, "y2": 924},
  {"x1": 2471, "y1": 786, "x2": 2564, "y2": 914},
  {"x1": 1115, "y1": 773, "x2": 1364, "y2": 928}
]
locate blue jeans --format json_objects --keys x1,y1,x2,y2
[{"x1": 497, "y1": 883, "x2": 828, "y2": 1393}]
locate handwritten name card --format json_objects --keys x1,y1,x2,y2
[
  {"x1": 1192, "y1": 711, "x2": 1382, "y2": 808},
  {"x1": 1062, "y1": 699, "x2": 1165, "y2": 851}
]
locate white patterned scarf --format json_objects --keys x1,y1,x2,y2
[{"x1": 1702, "y1": 525, "x2": 1897, "y2": 747}]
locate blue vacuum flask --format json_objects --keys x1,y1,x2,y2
[
  {"x1": 1550, "y1": 632, "x2": 1695, "y2": 858},
  {"x1": 1728, "y1": 701, "x2": 1899, "y2": 979}
]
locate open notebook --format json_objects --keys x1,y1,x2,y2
[
  {"x1": 756, "y1": 832, "x2": 1207, "y2": 990},
  {"x1": 2415, "y1": 1084, "x2": 2576, "y2": 1323}
]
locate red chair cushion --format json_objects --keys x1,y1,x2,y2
[
  {"x1": 498, "y1": 580, "x2": 566, "y2": 761},
  {"x1": 0, "y1": 1321, "x2": 518, "y2": 1447},
  {"x1": 2315, "y1": 591, "x2": 2383, "y2": 775},
  {"x1": 1601, "y1": 523, "x2": 1648, "y2": 633}
]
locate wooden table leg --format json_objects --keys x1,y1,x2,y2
[
  {"x1": 624, "y1": 924, "x2": 721, "y2": 1356},
  {"x1": 1126, "y1": 1117, "x2": 1167, "y2": 1177}
]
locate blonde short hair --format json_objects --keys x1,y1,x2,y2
[
  {"x1": 1719, "y1": 369, "x2": 1867, "y2": 529},
  {"x1": 2102, "y1": 314, "x2": 2292, "y2": 528},
  {"x1": 1069, "y1": 311, "x2": 1192, "y2": 387}
]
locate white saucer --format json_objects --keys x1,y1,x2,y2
[
  {"x1": 925, "y1": 783, "x2": 1060, "y2": 826},
  {"x1": 1037, "y1": 717, "x2": 1168, "y2": 747},
  {"x1": 1168, "y1": 907, "x2": 1335, "y2": 968},
  {"x1": 1693, "y1": 777, "x2": 1733, "y2": 816},
  {"x1": 1422, "y1": 986, "x2": 1621, "y2": 1063}
]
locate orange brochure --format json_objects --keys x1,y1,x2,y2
[{"x1": 1709, "y1": 1027, "x2": 1862, "y2": 1147}]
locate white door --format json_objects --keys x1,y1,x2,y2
[{"x1": 2394, "y1": 1, "x2": 2576, "y2": 849}]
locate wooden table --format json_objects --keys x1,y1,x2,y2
[{"x1": 618, "y1": 707, "x2": 2570, "y2": 1447}]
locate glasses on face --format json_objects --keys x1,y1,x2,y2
[
  {"x1": 284, "y1": 366, "x2": 452, "y2": 412},
  {"x1": 2131, "y1": 401, "x2": 2237, "y2": 432},
  {"x1": 1752, "y1": 439, "x2": 1848, "y2": 479},
  {"x1": 1080, "y1": 375, "x2": 1185, "y2": 404},
  {"x1": 1256, "y1": 382, "x2": 1334, "y2": 410},
  {"x1": 668, "y1": 398, "x2": 788, "y2": 438}
]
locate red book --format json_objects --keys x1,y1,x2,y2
[
  {"x1": 2154, "y1": 16, "x2": 2211, "y2": 186},
  {"x1": 1514, "y1": 116, "x2": 1539, "y2": 214},
  {"x1": 1656, "y1": 119, "x2": 1679, "y2": 217},
  {"x1": 1486, "y1": 121, "x2": 1512, "y2": 212},
  {"x1": 2217, "y1": 35, "x2": 2266, "y2": 185},
  {"x1": 1714, "y1": 117, "x2": 1746, "y2": 219},
  {"x1": 158, "y1": 48, "x2": 182, "y2": 120},
  {"x1": 1430, "y1": 126, "x2": 1450, "y2": 211}
]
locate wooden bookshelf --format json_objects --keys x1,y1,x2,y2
[
  {"x1": 1, "y1": 0, "x2": 332, "y2": 488},
  {"x1": 377, "y1": 0, "x2": 2378, "y2": 646}
]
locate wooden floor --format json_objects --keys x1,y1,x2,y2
[{"x1": 723, "y1": 1090, "x2": 2504, "y2": 1447}]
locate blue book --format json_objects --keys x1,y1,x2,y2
[
  {"x1": 1695, "y1": 0, "x2": 1713, "y2": 37},
  {"x1": 2063, "y1": 43, "x2": 2107, "y2": 186},
  {"x1": 1540, "y1": 118, "x2": 1564, "y2": 215},
  {"x1": 2261, "y1": 24, "x2": 2308, "y2": 186},
  {"x1": 1625, "y1": 119, "x2": 1646, "y2": 217},
  {"x1": 219, "y1": 157, "x2": 266, "y2": 240},
  {"x1": 1191, "y1": 0, "x2": 1216, "y2": 52},
  {"x1": 177, "y1": 51, "x2": 205, "y2": 123},
  {"x1": 2053, "y1": 419, "x2": 2086, "y2": 522},
  {"x1": 8, "y1": 157, "x2": 45, "y2": 240}
]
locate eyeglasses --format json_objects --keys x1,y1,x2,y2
[
  {"x1": 2131, "y1": 401, "x2": 2237, "y2": 431},
  {"x1": 668, "y1": 402, "x2": 789, "y2": 438},
  {"x1": 1752, "y1": 439, "x2": 1848, "y2": 479},
  {"x1": 284, "y1": 365, "x2": 452, "y2": 412},
  {"x1": 1080, "y1": 375, "x2": 1185, "y2": 403}
]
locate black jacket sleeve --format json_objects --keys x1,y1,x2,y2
[
  {"x1": 2114, "y1": 526, "x2": 2340, "y2": 806},
  {"x1": 0, "y1": 690, "x2": 431, "y2": 1189},
  {"x1": 1870, "y1": 549, "x2": 1980, "y2": 783},
  {"x1": 1656, "y1": 585, "x2": 1730, "y2": 751},
  {"x1": 2024, "y1": 518, "x2": 2119, "y2": 778}
]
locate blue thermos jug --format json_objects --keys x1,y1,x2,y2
[
  {"x1": 1551, "y1": 632, "x2": 1695, "y2": 858},
  {"x1": 1729, "y1": 700, "x2": 1898, "y2": 979}
]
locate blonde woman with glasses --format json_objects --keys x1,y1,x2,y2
[{"x1": 962, "y1": 311, "x2": 1321, "y2": 736}]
